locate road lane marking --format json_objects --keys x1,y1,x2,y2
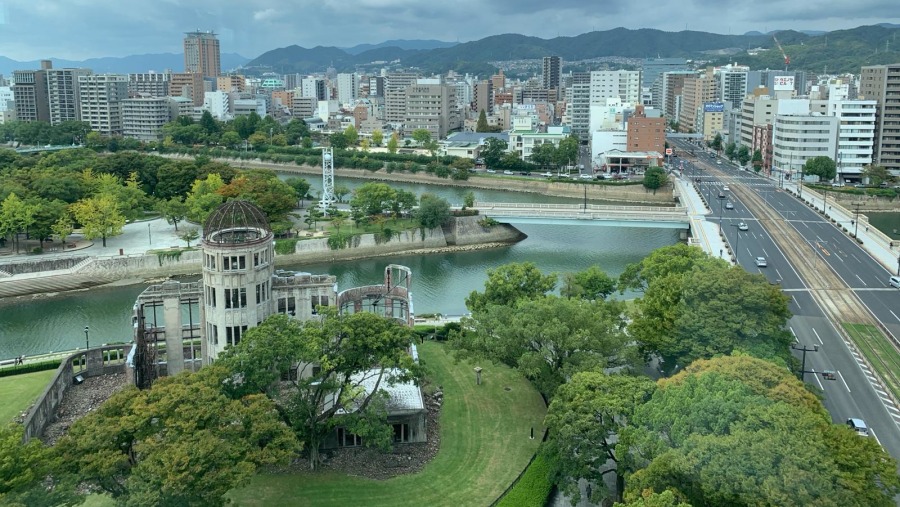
[
  {"x1": 891, "y1": 310, "x2": 900, "y2": 323},
  {"x1": 812, "y1": 328, "x2": 823, "y2": 345},
  {"x1": 776, "y1": 268, "x2": 784, "y2": 281},
  {"x1": 790, "y1": 326, "x2": 798, "y2": 343},
  {"x1": 856, "y1": 275, "x2": 867, "y2": 286},
  {"x1": 850, "y1": 253, "x2": 860, "y2": 262},
  {"x1": 871, "y1": 428, "x2": 882, "y2": 447},
  {"x1": 812, "y1": 370, "x2": 824, "y2": 390},
  {"x1": 763, "y1": 248, "x2": 770, "y2": 256},
  {"x1": 838, "y1": 370, "x2": 851, "y2": 392}
]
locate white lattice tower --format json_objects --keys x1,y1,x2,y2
[{"x1": 319, "y1": 147, "x2": 336, "y2": 214}]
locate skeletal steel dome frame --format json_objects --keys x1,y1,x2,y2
[{"x1": 202, "y1": 200, "x2": 272, "y2": 245}]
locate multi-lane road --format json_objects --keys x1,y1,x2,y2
[{"x1": 669, "y1": 137, "x2": 900, "y2": 459}]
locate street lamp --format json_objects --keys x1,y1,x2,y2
[
  {"x1": 791, "y1": 343, "x2": 819, "y2": 382},
  {"x1": 730, "y1": 223, "x2": 742, "y2": 261},
  {"x1": 84, "y1": 326, "x2": 90, "y2": 351},
  {"x1": 148, "y1": 223, "x2": 152, "y2": 245}
]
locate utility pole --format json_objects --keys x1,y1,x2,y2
[
  {"x1": 853, "y1": 202, "x2": 861, "y2": 238},
  {"x1": 792, "y1": 343, "x2": 819, "y2": 382}
]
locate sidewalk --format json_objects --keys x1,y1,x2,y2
[
  {"x1": 674, "y1": 176, "x2": 734, "y2": 264},
  {"x1": 0, "y1": 217, "x2": 188, "y2": 264}
]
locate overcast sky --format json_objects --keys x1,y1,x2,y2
[{"x1": 0, "y1": 0, "x2": 898, "y2": 60}]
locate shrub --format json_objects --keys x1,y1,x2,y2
[
  {"x1": 0, "y1": 360, "x2": 62, "y2": 378},
  {"x1": 274, "y1": 238, "x2": 298, "y2": 255},
  {"x1": 496, "y1": 453, "x2": 553, "y2": 507}
]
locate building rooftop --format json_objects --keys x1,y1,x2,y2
[
  {"x1": 335, "y1": 368, "x2": 425, "y2": 415},
  {"x1": 445, "y1": 132, "x2": 509, "y2": 144}
]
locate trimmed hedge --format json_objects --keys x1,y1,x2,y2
[
  {"x1": 496, "y1": 453, "x2": 554, "y2": 507},
  {"x1": 0, "y1": 360, "x2": 62, "y2": 378}
]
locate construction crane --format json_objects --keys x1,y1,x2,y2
[{"x1": 773, "y1": 33, "x2": 790, "y2": 71}]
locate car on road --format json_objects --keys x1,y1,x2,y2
[
  {"x1": 579, "y1": 174, "x2": 593, "y2": 180},
  {"x1": 738, "y1": 222, "x2": 749, "y2": 231},
  {"x1": 722, "y1": 185, "x2": 729, "y2": 191},
  {"x1": 890, "y1": 275, "x2": 900, "y2": 288},
  {"x1": 486, "y1": 169, "x2": 496, "y2": 173},
  {"x1": 847, "y1": 418, "x2": 870, "y2": 436},
  {"x1": 503, "y1": 170, "x2": 514, "y2": 175},
  {"x1": 725, "y1": 202, "x2": 734, "y2": 210},
  {"x1": 717, "y1": 160, "x2": 722, "y2": 165},
  {"x1": 755, "y1": 257, "x2": 767, "y2": 267},
  {"x1": 717, "y1": 192, "x2": 726, "y2": 199},
  {"x1": 540, "y1": 172, "x2": 553, "y2": 177}
]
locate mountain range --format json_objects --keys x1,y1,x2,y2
[{"x1": 0, "y1": 53, "x2": 250, "y2": 78}]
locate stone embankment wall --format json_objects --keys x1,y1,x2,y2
[{"x1": 0, "y1": 217, "x2": 524, "y2": 298}]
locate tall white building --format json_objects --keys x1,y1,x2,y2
[
  {"x1": 301, "y1": 77, "x2": 327, "y2": 101},
  {"x1": 772, "y1": 112, "x2": 838, "y2": 180},
  {"x1": 336, "y1": 73, "x2": 358, "y2": 105},
  {"x1": 589, "y1": 70, "x2": 641, "y2": 105},
  {"x1": 202, "y1": 90, "x2": 230, "y2": 120},
  {"x1": 0, "y1": 86, "x2": 15, "y2": 112},
  {"x1": 717, "y1": 64, "x2": 749, "y2": 109},
  {"x1": 567, "y1": 72, "x2": 592, "y2": 140},
  {"x1": 78, "y1": 74, "x2": 128, "y2": 136},
  {"x1": 827, "y1": 84, "x2": 876, "y2": 181},
  {"x1": 122, "y1": 96, "x2": 172, "y2": 141}
]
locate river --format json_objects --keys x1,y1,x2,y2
[{"x1": 0, "y1": 176, "x2": 679, "y2": 359}]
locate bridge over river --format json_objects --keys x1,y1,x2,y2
[{"x1": 471, "y1": 202, "x2": 691, "y2": 229}]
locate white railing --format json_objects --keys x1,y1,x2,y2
[{"x1": 473, "y1": 202, "x2": 686, "y2": 214}]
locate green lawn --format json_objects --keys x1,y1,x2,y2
[
  {"x1": 0, "y1": 370, "x2": 56, "y2": 423},
  {"x1": 228, "y1": 341, "x2": 547, "y2": 507},
  {"x1": 843, "y1": 323, "x2": 900, "y2": 401}
]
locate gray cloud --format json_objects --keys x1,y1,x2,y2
[{"x1": 0, "y1": 0, "x2": 896, "y2": 60}]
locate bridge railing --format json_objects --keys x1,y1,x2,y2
[{"x1": 474, "y1": 202, "x2": 685, "y2": 214}]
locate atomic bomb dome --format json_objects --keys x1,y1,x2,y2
[{"x1": 203, "y1": 200, "x2": 271, "y2": 245}]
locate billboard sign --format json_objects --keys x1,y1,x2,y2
[
  {"x1": 773, "y1": 75, "x2": 795, "y2": 91},
  {"x1": 703, "y1": 102, "x2": 725, "y2": 113},
  {"x1": 665, "y1": 148, "x2": 673, "y2": 155}
]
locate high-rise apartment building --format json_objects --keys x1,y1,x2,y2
[
  {"x1": 128, "y1": 72, "x2": 171, "y2": 97},
  {"x1": 772, "y1": 114, "x2": 838, "y2": 178},
  {"x1": 589, "y1": 70, "x2": 641, "y2": 105},
  {"x1": 184, "y1": 30, "x2": 221, "y2": 78},
  {"x1": 122, "y1": 96, "x2": 173, "y2": 141},
  {"x1": 542, "y1": 56, "x2": 561, "y2": 90},
  {"x1": 641, "y1": 58, "x2": 689, "y2": 92},
  {"x1": 78, "y1": 74, "x2": 129, "y2": 136},
  {"x1": 860, "y1": 64, "x2": 900, "y2": 172},
  {"x1": 659, "y1": 71, "x2": 695, "y2": 120},
  {"x1": 300, "y1": 77, "x2": 327, "y2": 101},
  {"x1": 474, "y1": 80, "x2": 493, "y2": 116},
  {"x1": 384, "y1": 72, "x2": 419, "y2": 125},
  {"x1": 336, "y1": 73, "x2": 358, "y2": 105},
  {"x1": 626, "y1": 105, "x2": 665, "y2": 153},
  {"x1": 679, "y1": 69, "x2": 718, "y2": 134},
  {"x1": 717, "y1": 64, "x2": 749, "y2": 109},
  {"x1": 169, "y1": 72, "x2": 205, "y2": 106},
  {"x1": 46, "y1": 67, "x2": 92, "y2": 125},
  {"x1": 567, "y1": 72, "x2": 592, "y2": 140},
  {"x1": 404, "y1": 79, "x2": 460, "y2": 139},
  {"x1": 12, "y1": 61, "x2": 52, "y2": 123},
  {"x1": 216, "y1": 75, "x2": 245, "y2": 93}
]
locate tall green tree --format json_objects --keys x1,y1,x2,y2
[
  {"x1": 476, "y1": 109, "x2": 490, "y2": 132},
  {"x1": 708, "y1": 133, "x2": 723, "y2": 152},
  {"x1": 465, "y1": 262, "x2": 557, "y2": 313},
  {"x1": 329, "y1": 131, "x2": 349, "y2": 150},
  {"x1": 724, "y1": 142, "x2": 737, "y2": 160},
  {"x1": 0, "y1": 423, "x2": 79, "y2": 507},
  {"x1": 57, "y1": 366, "x2": 298, "y2": 506},
  {"x1": 736, "y1": 145, "x2": 751, "y2": 166},
  {"x1": 157, "y1": 197, "x2": 188, "y2": 231},
  {"x1": 481, "y1": 137, "x2": 508, "y2": 169},
  {"x1": 0, "y1": 192, "x2": 35, "y2": 252},
  {"x1": 217, "y1": 170, "x2": 298, "y2": 221},
  {"x1": 285, "y1": 177, "x2": 312, "y2": 207},
  {"x1": 546, "y1": 372, "x2": 656, "y2": 504},
  {"x1": 751, "y1": 149, "x2": 763, "y2": 172},
  {"x1": 561, "y1": 265, "x2": 617, "y2": 300},
  {"x1": 349, "y1": 182, "x2": 397, "y2": 217},
  {"x1": 219, "y1": 311, "x2": 420, "y2": 470},
  {"x1": 529, "y1": 143, "x2": 556, "y2": 169},
  {"x1": 803, "y1": 156, "x2": 837, "y2": 181},
  {"x1": 556, "y1": 135, "x2": 580, "y2": 170},
  {"x1": 184, "y1": 173, "x2": 226, "y2": 223},
  {"x1": 862, "y1": 164, "x2": 893, "y2": 187},
  {"x1": 642, "y1": 167, "x2": 667, "y2": 194},
  {"x1": 371, "y1": 129, "x2": 384, "y2": 147},
  {"x1": 344, "y1": 125, "x2": 359, "y2": 146},
  {"x1": 69, "y1": 194, "x2": 125, "y2": 247},
  {"x1": 386, "y1": 132, "x2": 399, "y2": 154},
  {"x1": 416, "y1": 193, "x2": 451, "y2": 229}
]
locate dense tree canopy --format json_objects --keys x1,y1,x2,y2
[
  {"x1": 642, "y1": 167, "x2": 667, "y2": 193},
  {"x1": 416, "y1": 193, "x2": 451, "y2": 229},
  {"x1": 804, "y1": 156, "x2": 837, "y2": 181},
  {"x1": 464, "y1": 262, "x2": 556, "y2": 313}
]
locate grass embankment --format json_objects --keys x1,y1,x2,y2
[
  {"x1": 843, "y1": 323, "x2": 900, "y2": 401},
  {"x1": 229, "y1": 341, "x2": 547, "y2": 507},
  {"x1": 0, "y1": 369, "x2": 56, "y2": 423}
]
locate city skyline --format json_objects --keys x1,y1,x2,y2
[{"x1": 0, "y1": 0, "x2": 897, "y2": 61}]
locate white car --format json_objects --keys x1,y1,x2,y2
[
  {"x1": 486, "y1": 169, "x2": 496, "y2": 173},
  {"x1": 503, "y1": 170, "x2": 513, "y2": 175},
  {"x1": 541, "y1": 172, "x2": 553, "y2": 177},
  {"x1": 755, "y1": 257, "x2": 767, "y2": 267},
  {"x1": 738, "y1": 222, "x2": 749, "y2": 231},
  {"x1": 723, "y1": 186, "x2": 729, "y2": 191},
  {"x1": 579, "y1": 174, "x2": 593, "y2": 180}
]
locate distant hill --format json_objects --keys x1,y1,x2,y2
[
  {"x1": 341, "y1": 39, "x2": 456, "y2": 55},
  {"x1": 718, "y1": 25, "x2": 900, "y2": 74},
  {"x1": 0, "y1": 53, "x2": 250, "y2": 76}
]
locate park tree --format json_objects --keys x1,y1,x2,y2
[
  {"x1": 27, "y1": 197, "x2": 68, "y2": 248},
  {"x1": 69, "y1": 194, "x2": 125, "y2": 247},
  {"x1": 642, "y1": 167, "x2": 667, "y2": 194},
  {"x1": 862, "y1": 164, "x2": 893, "y2": 187},
  {"x1": 0, "y1": 423, "x2": 79, "y2": 507},
  {"x1": 736, "y1": 145, "x2": 751, "y2": 166},
  {"x1": 284, "y1": 118, "x2": 309, "y2": 145},
  {"x1": 618, "y1": 243, "x2": 710, "y2": 294},
  {"x1": 751, "y1": 149, "x2": 763, "y2": 172},
  {"x1": 463, "y1": 190, "x2": 476, "y2": 209},
  {"x1": 178, "y1": 227, "x2": 200, "y2": 247},
  {"x1": 386, "y1": 132, "x2": 399, "y2": 154},
  {"x1": 349, "y1": 182, "x2": 397, "y2": 217},
  {"x1": 621, "y1": 355, "x2": 900, "y2": 506},
  {"x1": 285, "y1": 177, "x2": 312, "y2": 207},
  {"x1": 545, "y1": 372, "x2": 656, "y2": 503},
  {"x1": 199, "y1": 110, "x2": 221, "y2": 138},
  {"x1": 0, "y1": 193, "x2": 35, "y2": 252},
  {"x1": 529, "y1": 143, "x2": 556, "y2": 169},
  {"x1": 218, "y1": 311, "x2": 420, "y2": 469},
  {"x1": 803, "y1": 156, "x2": 837, "y2": 182},
  {"x1": 614, "y1": 490, "x2": 690, "y2": 507},
  {"x1": 556, "y1": 135, "x2": 580, "y2": 169},
  {"x1": 247, "y1": 131, "x2": 268, "y2": 148},
  {"x1": 561, "y1": 265, "x2": 617, "y2": 300},
  {"x1": 464, "y1": 262, "x2": 556, "y2": 313},
  {"x1": 157, "y1": 197, "x2": 188, "y2": 230},
  {"x1": 334, "y1": 184, "x2": 351, "y2": 204},
  {"x1": 416, "y1": 193, "x2": 451, "y2": 229},
  {"x1": 329, "y1": 131, "x2": 349, "y2": 150},
  {"x1": 371, "y1": 129, "x2": 384, "y2": 147},
  {"x1": 360, "y1": 138, "x2": 370, "y2": 152},
  {"x1": 476, "y1": 109, "x2": 490, "y2": 132},
  {"x1": 57, "y1": 366, "x2": 298, "y2": 507},
  {"x1": 270, "y1": 133, "x2": 288, "y2": 147},
  {"x1": 217, "y1": 170, "x2": 298, "y2": 221},
  {"x1": 220, "y1": 130, "x2": 242, "y2": 150},
  {"x1": 629, "y1": 255, "x2": 792, "y2": 370},
  {"x1": 455, "y1": 296, "x2": 636, "y2": 397},
  {"x1": 344, "y1": 125, "x2": 359, "y2": 146},
  {"x1": 155, "y1": 161, "x2": 201, "y2": 200},
  {"x1": 481, "y1": 137, "x2": 508, "y2": 169},
  {"x1": 51, "y1": 213, "x2": 74, "y2": 245},
  {"x1": 390, "y1": 189, "x2": 417, "y2": 218},
  {"x1": 184, "y1": 173, "x2": 226, "y2": 223}
]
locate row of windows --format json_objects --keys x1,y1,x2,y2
[
  {"x1": 204, "y1": 250, "x2": 271, "y2": 271},
  {"x1": 206, "y1": 323, "x2": 249, "y2": 348}
]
